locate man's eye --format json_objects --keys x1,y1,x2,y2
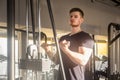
[
  {"x1": 70, "y1": 15, "x2": 78, "y2": 18},
  {"x1": 74, "y1": 16, "x2": 78, "y2": 18},
  {"x1": 70, "y1": 16, "x2": 73, "y2": 18}
]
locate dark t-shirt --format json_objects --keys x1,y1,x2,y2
[{"x1": 57, "y1": 31, "x2": 94, "y2": 80}]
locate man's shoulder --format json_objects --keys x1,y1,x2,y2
[
  {"x1": 81, "y1": 31, "x2": 93, "y2": 38},
  {"x1": 59, "y1": 33, "x2": 70, "y2": 42},
  {"x1": 80, "y1": 31, "x2": 89, "y2": 35},
  {"x1": 60, "y1": 33, "x2": 70, "y2": 38}
]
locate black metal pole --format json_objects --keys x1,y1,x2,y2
[
  {"x1": 46, "y1": 0, "x2": 66, "y2": 80},
  {"x1": 92, "y1": 35, "x2": 96, "y2": 80},
  {"x1": 108, "y1": 23, "x2": 112, "y2": 80},
  {"x1": 30, "y1": 0, "x2": 36, "y2": 44},
  {"x1": 7, "y1": 0, "x2": 15, "y2": 80}
]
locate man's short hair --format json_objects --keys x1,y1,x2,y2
[{"x1": 69, "y1": 8, "x2": 84, "y2": 18}]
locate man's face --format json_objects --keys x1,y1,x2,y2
[{"x1": 69, "y1": 11, "x2": 84, "y2": 27}]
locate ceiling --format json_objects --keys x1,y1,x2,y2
[
  {"x1": 0, "y1": 0, "x2": 120, "y2": 38},
  {"x1": 93, "y1": 0, "x2": 120, "y2": 8}
]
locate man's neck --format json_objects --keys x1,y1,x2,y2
[{"x1": 70, "y1": 27, "x2": 82, "y2": 35}]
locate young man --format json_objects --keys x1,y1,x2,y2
[{"x1": 42, "y1": 8, "x2": 94, "y2": 80}]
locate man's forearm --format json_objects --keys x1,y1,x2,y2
[
  {"x1": 64, "y1": 47, "x2": 92, "y2": 66},
  {"x1": 46, "y1": 51, "x2": 59, "y2": 64}
]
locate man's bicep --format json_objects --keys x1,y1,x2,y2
[
  {"x1": 78, "y1": 46, "x2": 93, "y2": 64},
  {"x1": 83, "y1": 47, "x2": 93, "y2": 63},
  {"x1": 78, "y1": 46, "x2": 93, "y2": 54}
]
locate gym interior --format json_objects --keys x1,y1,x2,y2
[{"x1": 0, "y1": 0, "x2": 120, "y2": 80}]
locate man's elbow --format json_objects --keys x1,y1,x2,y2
[{"x1": 79, "y1": 60, "x2": 88, "y2": 66}]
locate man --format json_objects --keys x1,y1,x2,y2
[{"x1": 42, "y1": 7, "x2": 94, "y2": 80}]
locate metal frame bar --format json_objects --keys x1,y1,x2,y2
[{"x1": 7, "y1": 0, "x2": 15, "y2": 80}]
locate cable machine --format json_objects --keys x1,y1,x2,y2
[
  {"x1": 18, "y1": 0, "x2": 66, "y2": 80},
  {"x1": 108, "y1": 23, "x2": 120, "y2": 80},
  {"x1": 19, "y1": 0, "x2": 49, "y2": 80}
]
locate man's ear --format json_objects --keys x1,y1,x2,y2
[{"x1": 81, "y1": 18, "x2": 84, "y2": 23}]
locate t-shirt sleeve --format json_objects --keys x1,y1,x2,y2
[{"x1": 82, "y1": 34, "x2": 94, "y2": 49}]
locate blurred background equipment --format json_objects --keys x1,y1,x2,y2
[{"x1": 108, "y1": 23, "x2": 120, "y2": 80}]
